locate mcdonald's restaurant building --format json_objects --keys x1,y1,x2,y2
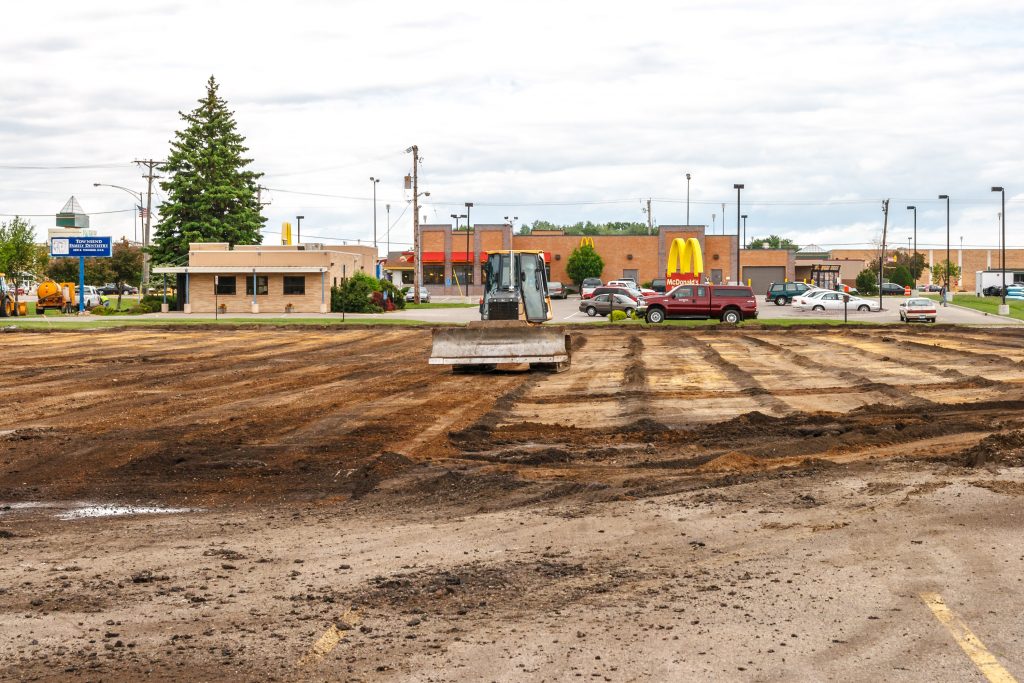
[{"x1": 383, "y1": 224, "x2": 798, "y2": 295}]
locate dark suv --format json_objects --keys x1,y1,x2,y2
[
  {"x1": 880, "y1": 282, "x2": 906, "y2": 295},
  {"x1": 766, "y1": 282, "x2": 812, "y2": 305}
]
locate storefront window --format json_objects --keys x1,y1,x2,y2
[
  {"x1": 283, "y1": 276, "x2": 306, "y2": 295},
  {"x1": 452, "y1": 265, "x2": 474, "y2": 286},
  {"x1": 423, "y1": 265, "x2": 446, "y2": 285},
  {"x1": 215, "y1": 276, "x2": 236, "y2": 295},
  {"x1": 401, "y1": 271, "x2": 414, "y2": 285},
  {"x1": 245, "y1": 276, "x2": 269, "y2": 296}
]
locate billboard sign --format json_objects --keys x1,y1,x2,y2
[{"x1": 50, "y1": 236, "x2": 113, "y2": 258}]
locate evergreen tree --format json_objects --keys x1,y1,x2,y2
[{"x1": 150, "y1": 76, "x2": 265, "y2": 264}]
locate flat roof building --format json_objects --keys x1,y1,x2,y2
[{"x1": 153, "y1": 242, "x2": 376, "y2": 313}]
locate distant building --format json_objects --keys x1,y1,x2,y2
[{"x1": 48, "y1": 196, "x2": 96, "y2": 246}]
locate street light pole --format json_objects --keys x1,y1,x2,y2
[
  {"x1": 686, "y1": 173, "x2": 691, "y2": 225},
  {"x1": 938, "y1": 194, "x2": 950, "y2": 296},
  {"x1": 733, "y1": 185, "x2": 744, "y2": 284},
  {"x1": 370, "y1": 177, "x2": 380, "y2": 254},
  {"x1": 741, "y1": 214, "x2": 748, "y2": 249},
  {"x1": 296, "y1": 215, "x2": 304, "y2": 245},
  {"x1": 993, "y1": 186, "x2": 1007, "y2": 312},
  {"x1": 93, "y1": 183, "x2": 143, "y2": 243},
  {"x1": 465, "y1": 202, "x2": 473, "y2": 293}
]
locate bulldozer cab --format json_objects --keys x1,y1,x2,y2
[{"x1": 482, "y1": 251, "x2": 550, "y2": 323}]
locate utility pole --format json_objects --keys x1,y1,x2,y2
[
  {"x1": 879, "y1": 199, "x2": 889, "y2": 311},
  {"x1": 721, "y1": 203, "x2": 725, "y2": 235},
  {"x1": 133, "y1": 159, "x2": 161, "y2": 286},
  {"x1": 257, "y1": 185, "x2": 271, "y2": 209},
  {"x1": 385, "y1": 203, "x2": 391, "y2": 255},
  {"x1": 645, "y1": 198, "x2": 653, "y2": 234},
  {"x1": 407, "y1": 145, "x2": 421, "y2": 304}
]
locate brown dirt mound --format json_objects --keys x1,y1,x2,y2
[
  {"x1": 959, "y1": 431, "x2": 1024, "y2": 467},
  {"x1": 697, "y1": 452, "x2": 763, "y2": 473},
  {"x1": 350, "y1": 452, "x2": 414, "y2": 498}
]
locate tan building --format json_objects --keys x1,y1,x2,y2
[{"x1": 154, "y1": 242, "x2": 377, "y2": 313}]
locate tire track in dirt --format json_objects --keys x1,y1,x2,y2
[{"x1": 687, "y1": 335, "x2": 792, "y2": 415}]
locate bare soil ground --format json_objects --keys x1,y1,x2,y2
[{"x1": 2, "y1": 326, "x2": 1024, "y2": 681}]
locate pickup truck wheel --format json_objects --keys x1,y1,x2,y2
[
  {"x1": 585, "y1": 306, "x2": 597, "y2": 317},
  {"x1": 646, "y1": 308, "x2": 665, "y2": 324},
  {"x1": 721, "y1": 309, "x2": 741, "y2": 324},
  {"x1": 812, "y1": 305, "x2": 825, "y2": 311},
  {"x1": 774, "y1": 295, "x2": 787, "y2": 306}
]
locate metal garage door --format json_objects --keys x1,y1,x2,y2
[{"x1": 742, "y1": 266, "x2": 786, "y2": 294}]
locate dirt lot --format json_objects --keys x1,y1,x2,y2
[{"x1": 2, "y1": 325, "x2": 1024, "y2": 681}]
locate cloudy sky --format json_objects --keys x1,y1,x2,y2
[{"x1": 3, "y1": 0, "x2": 1022, "y2": 255}]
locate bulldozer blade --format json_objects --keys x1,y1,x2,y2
[{"x1": 429, "y1": 325, "x2": 571, "y2": 368}]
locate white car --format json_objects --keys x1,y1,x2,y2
[
  {"x1": 606, "y1": 279, "x2": 656, "y2": 298},
  {"x1": 798, "y1": 291, "x2": 881, "y2": 312},
  {"x1": 791, "y1": 289, "x2": 832, "y2": 309}
]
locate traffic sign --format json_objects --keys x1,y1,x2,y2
[{"x1": 50, "y1": 236, "x2": 112, "y2": 258}]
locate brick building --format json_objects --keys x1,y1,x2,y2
[
  {"x1": 383, "y1": 224, "x2": 801, "y2": 296},
  {"x1": 154, "y1": 242, "x2": 377, "y2": 313}
]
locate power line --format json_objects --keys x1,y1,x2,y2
[
  {"x1": 0, "y1": 208, "x2": 136, "y2": 217},
  {"x1": 0, "y1": 162, "x2": 128, "y2": 170}
]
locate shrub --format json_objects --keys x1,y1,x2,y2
[
  {"x1": 141, "y1": 294, "x2": 175, "y2": 310},
  {"x1": 331, "y1": 272, "x2": 383, "y2": 313},
  {"x1": 891, "y1": 265, "x2": 914, "y2": 288},
  {"x1": 609, "y1": 310, "x2": 628, "y2": 322},
  {"x1": 855, "y1": 269, "x2": 878, "y2": 296}
]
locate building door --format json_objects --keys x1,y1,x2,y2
[
  {"x1": 743, "y1": 266, "x2": 785, "y2": 293},
  {"x1": 622, "y1": 268, "x2": 639, "y2": 283},
  {"x1": 710, "y1": 269, "x2": 723, "y2": 284}
]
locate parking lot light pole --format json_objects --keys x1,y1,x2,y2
[
  {"x1": 296, "y1": 215, "x2": 304, "y2": 245},
  {"x1": 741, "y1": 214, "x2": 748, "y2": 248},
  {"x1": 993, "y1": 187, "x2": 1007, "y2": 312},
  {"x1": 370, "y1": 177, "x2": 380, "y2": 253},
  {"x1": 906, "y1": 205, "x2": 917, "y2": 257},
  {"x1": 686, "y1": 173, "x2": 691, "y2": 225},
  {"x1": 733, "y1": 185, "x2": 744, "y2": 284},
  {"x1": 938, "y1": 195, "x2": 950, "y2": 296}
]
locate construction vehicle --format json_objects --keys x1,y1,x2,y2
[
  {"x1": 0, "y1": 273, "x2": 17, "y2": 317},
  {"x1": 429, "y1": 250, "x2": 571, "y2": 371},
  {"x1": 34, "y1": 279, "x2": 78, "y2": 314}
]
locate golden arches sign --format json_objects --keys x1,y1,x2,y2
[
  {"x1": 667, "y1": 237, "x2": 703, "y2": 276},
  {"x1": 579, "y1": 236, "x2": 596, "y2": 249}
]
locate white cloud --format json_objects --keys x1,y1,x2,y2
[{"x1": 1, "y1": 0, "x2": 1022, "y2": 253}]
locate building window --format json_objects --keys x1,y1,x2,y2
[
  {"x1": 283, "y1": 276, "x2": 306, "y2": 295},
  {"x1": 452, "y1": 264, "x2": 474, "y2": 286},
  {"x1": 246, "y1": 275, "x2": 269, "y2": 296},
  {"x1": 423, "y1": 265, "x2": 445, "y2": 285},
  {"x1": 401, "y1": 271, "x2": 414, "y2": 285},
  {"x1": 215, "y1": 276, "x2": 236, "y2": 295},
  {"x1": 711, "y1": 269, "x2": 723, "y2": 284}
]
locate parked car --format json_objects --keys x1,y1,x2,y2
[
  {"x1": 643, "y1": 284, "x2": 758, "y2": 324},
  {"x1": 791, "y1": 289, "x2": 833, "y2": 308},
  {"x1": 405, "y1": 286, "x2": 430, "y2": 303},
  {"x1": 579, "y1": 293, "x2": 640, "y2": 318},
  {"x1": 765, "y1": 281, "x2": 813, "y2": 305},
  {"x1": 651, "y1": 278, "x2": 667, "y2": 294},
  {"x1": 590, "y1": 286, "x2": 643, "y2": 305},
  {"x1": 899, "y1": 298, "x2": 937, "y2": 323},
  {"x1": 920, "y1": 284, "x2": 942, "y2": 293},
  {"x1": 880, "y1": 282, "x2": 907, "y2": 295},
  {"x1": 580, "y1": 278, "x2": 603, "y2": 299},
  {"x1": 98, "y1": 284, "x2": 138, "y2": 296},
  {"x1": 547, "y1": 281, "x2": 567, "y2": 299},
  {"x1": 797, "y1": 291, "x2": 880, "y2": 312}
]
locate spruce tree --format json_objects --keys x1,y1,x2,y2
[{"x1": 150, "y1": 76, "x2": 265, "y2": 264}]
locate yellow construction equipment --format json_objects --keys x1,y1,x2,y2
[
  {"x1": 35, "y1": 279, "x2": 77, "y2": 314},
  {"x1": 0, "y1": 273, "x2": 16, "y2": 317},
  {"x1": 429, "y1": 250, "x2": 571, "y2": 371}
]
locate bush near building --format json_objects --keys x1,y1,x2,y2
[
  {"x1": 566, "y1": 244, "x2": 604, "y2": 288},
  {"x1": 856, "y1": 269, "x2": 879, "y2": 296},
  {"x1": 331, "y1": 273, "x2": 406, "y2": 313},
  {"x1": 891, "y1": 265, "x2": 914, "y2": 288}
]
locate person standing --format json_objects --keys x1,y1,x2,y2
[{"x1": 939, "y1": 284, "x2": 947, "y2": 307}]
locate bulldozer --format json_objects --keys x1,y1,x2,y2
[{"x1": 429, "y1": 250, "x2": 571, "y2": 372}]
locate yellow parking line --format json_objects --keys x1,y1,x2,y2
[
  {"x1": 297, "y1": 609, "x2": 360, "y2": 667},
  {"x1": 921, "y1": 593, "x2": 1017, "y2": 683}
]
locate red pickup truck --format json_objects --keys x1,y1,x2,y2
[{"x1": 643, "y1": 284, "x2": 759, "y2": 323}]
